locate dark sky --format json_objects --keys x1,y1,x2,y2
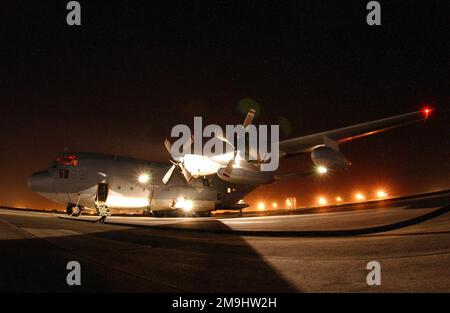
[{"x1": 0, "y1": 0, "x2": 449, "y2": 209}]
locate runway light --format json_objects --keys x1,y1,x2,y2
[
  {"x1": 316, "y1": 166, "x2": 328, "y2": 174},
  {"x1": 138, "y1": 173, "x2": 150, "y2": 183},
  {"x1": 336, "y1": 196, "x2": 343, "y2": 202},
  {"x1": 286, "y1": 198, "x2": 292, "y2": 209},
  {"x1": 257, "y1": 202, "x2": 266, "y2": 211},
  {"x1": 286, "y1": 197, "x2": 297, "y2": 209},
  {"x1": 174, "y1": 197, "x2": 194, "y2": 212},
  {"x1": 183, "y1": 200, "x2": 193, "y2": 211},
  {"x1": 355, "y1": 193, "x2": 365, "y2": 201},
  {"x1": 376, "y1": 190, "x2": 388, "y2": 198},
  {"x1": 272, "y1": 202, "x2": 278, "y2": 209},
  {"x1": 317, "y1": 197, "x2": 327, "y2": 206}
]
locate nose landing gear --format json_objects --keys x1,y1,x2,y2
[
  {"x1": 66, "y1": 193, "x2": 83, "y2": 217},
  {"x1": 66, "y1": 203, "x2": 83, "y2": 217}
]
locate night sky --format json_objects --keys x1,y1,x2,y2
[{"x1": 1, "y1": 1, "x2": 449, "y2": 210}]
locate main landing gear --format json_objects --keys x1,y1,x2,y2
[
  {"x1": 95, "y1": 182, "x2": 110, "y2": 223},
  {"x1": 95, "y1": 204, "x2": 110, "y2": 223}
]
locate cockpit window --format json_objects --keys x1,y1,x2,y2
[{"x1": 53, "y1": 154, "x2": 79, "y2": 166}]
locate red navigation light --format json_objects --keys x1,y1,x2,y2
[
  {"x1": 422, "y1": 107, "x2": 432, "y2": 119},
  {"x1": 54, "y1": 154, "x2": 78, "y2": 166}
]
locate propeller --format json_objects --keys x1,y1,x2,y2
[
  {"x1": 219, "y1": 109, "x2": 256, "y2": 176},
  {"x1": 162, "y1": 139, "x2": 193, "y2": 185},
  {"x1": 162, "y1": 108, "x2": 257, "y2": 184}
]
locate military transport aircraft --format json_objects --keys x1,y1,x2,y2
[{"x1": 28, "y1": 108, "x2": 432, "y2": 219}]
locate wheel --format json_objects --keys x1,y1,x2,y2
[
  {"x1": 151, "y1": 210, "x2": 163, "y2": 217},
  {"x1": 143, "y1": 209, "x2": 152, "y2": 216},
  {"x1": 66, "y1": 204, "x2": 73, "y2": 215},
  {"x1": 67, "y1": 204, "x2": 82, "y2": 216},
  {"x1": 71, "y1": 205, "x2": 82, "y2": 217},
  {"x1": 95, "y1": 204, "x2": 109, "y2": 216}
]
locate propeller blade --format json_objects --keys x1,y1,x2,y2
[
  {"x1": 179, "y1": 163, "x2": 193, "y2": 184},
  {"x1": 162, "y1": 164, "x2": 176, "y2": 185},
  {"x1": 164, "y1": 139, "x2": 172, "y2": 155},
  {"x1": 243, "y1": 108, "x2": 256, "y2": 128},
  {"x1": 213, "y1": 127, "x2": 235, "y2": 149},
  {"x1": 225, "y1": 159, "x2": 234, "y2": 174},
  {"x1": 163, "y1": 138, "x2": 194, "y2": 184},
  {"x1": 224, "y1": 149, "x2": 238, "y2": 175}
]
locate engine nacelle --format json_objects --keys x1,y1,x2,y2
[
  {"x1": 311, "y1": 146, "x2": 350, "y2": 171},
  {"x1": 217, "y1": 168, "x2": 274, "y2": 185}
]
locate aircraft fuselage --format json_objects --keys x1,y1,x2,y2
[{"x1": 28, "y1": 152, "x2": 257, "y2": 215}]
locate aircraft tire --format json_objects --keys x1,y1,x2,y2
[
  {"x1": 66, "y1": 204, "x2": 73, "y2": 215},
  {"x1": 151, "y1": 211, "x2": 164, "y2": 217},
  {"x1": 67, "y1": 204, "x2": 82, "y2": 216},
  {"x1": 72, "y1": 205, "x2": 82, "y2": 217}
]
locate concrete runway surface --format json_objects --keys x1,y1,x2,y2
[{"x1": 1, "y1": 192, "x2": 449, "y2": 292}]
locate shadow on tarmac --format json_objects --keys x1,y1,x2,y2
[{"x1": 0, "y1": 214, "x2": 297, "y2": 292}]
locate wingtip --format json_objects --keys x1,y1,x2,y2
[{"x1": 421, "y1": 106, "x2": 433, "y2": 119}]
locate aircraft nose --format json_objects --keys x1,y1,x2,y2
[{"x1": 28, "y1": 171, "x2": 52, "y2": 192}]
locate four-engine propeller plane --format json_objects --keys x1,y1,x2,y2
[{"x1": 28, "y1": 108, "x2": 432, "y2": 219}]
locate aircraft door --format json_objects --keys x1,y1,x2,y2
[{"x1": 96, "y1": 183, "x2": 109, "y2": 202}]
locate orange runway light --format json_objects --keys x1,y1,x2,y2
[
  {"x1": 376, "y1": 190, "x2": 388, "y2": 198},
  {"x1": 336, "y1": 196, "x2": 343, "y2": 202},
  {"x1": 317, "y1": 197, "x2": 327, "y2": 206},
  {"x1": 355, "y1": 193, "x2": 365, "y2": 201},
  {"x1": 257, "y1": 202, "x2": 266, "y2": 211},
  {"x1": 286, "y1": 198, "x2": 292, "y2": 207}
]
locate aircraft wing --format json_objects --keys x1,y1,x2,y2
[{"x1": 279, "y1": 109, "x2": 430, "y2": 157}]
